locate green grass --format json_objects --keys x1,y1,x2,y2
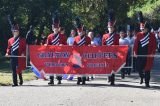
[{"x1": 0, "y1": 56, "x2": 36, "y2": 86}]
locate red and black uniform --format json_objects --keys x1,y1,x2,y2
[
  {"x1": 134, "y1": 32, "x2": 157, "y2": 86},
  {"x1": 74, "y1": 35, "x2": 91, "y2": 46},
  {"x1": 47, "y1": 33, "x2": 67, "y2": 45},
  {"x1": 47, "y1": 33, "x2": 67, "y2": 84},
  {"x1": 6, "y1": 37, "x2": 26, "y2": 85},
  {"x1": 74, "y1": 35, "x2": 91, "y2": 84},
  {"x1": 102, "y1": 32, "x2": 119, "y2": 46}
]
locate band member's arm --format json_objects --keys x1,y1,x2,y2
[
  {"x1": 102, "y1": 35, "x2": 106, "y2": 46},
  {"x1": 22, "y1": 39, "x2": 26, "y2": 56},
  {"x1": 115, "y1": 34, "x2": 120, "y2": 45},
  {"x1": 88, "y1": 37, "x2": 91, "y2": 45},
  {"x1": 151, "y1": 34, "x2": 157, "y2": 54},
  {"x1": 63, "y1": 36, "x2": 67, "y2": 45},
  {"x1": 46, "y1": 36, "x2": 51, "y2": 45}
]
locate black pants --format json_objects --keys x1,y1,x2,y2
[
  {"x1": 108, "y1": 74, "x2": 115, "y2": 85},
  {"x1": 11, "y1": 59, "x2": 23, "y2": 85},
  {"x1": 136, "y1": 57, "x2": 150, "y2": 84},
  {"x1": 11, "y1": 59, "x2": 18, "y2": 85}
]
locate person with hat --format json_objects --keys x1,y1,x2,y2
[
  {"x1": 5, "y1": 22, "x2": 26, "y2": 87},
  {"x1": 102, "y1": 9, "x2": 120, "y2": 85},
  {"x1": 119, "y1": 26, "x2": 130, "y2": 78},
  {"x1": 125, "y1": 24, "x2": 135, "y2": 75},
  {"x1": 46, "y1": 12, "x2": 67, "y2": 85},
  {"x1": 73, "y1": 17, "x2": 91, "y2": 85},
  {"x1": 134, "y1": 11, "x2": 157, "y2": 87}
]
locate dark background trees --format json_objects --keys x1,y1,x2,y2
[{"x1": 0, "y1": 0, "x2": 160, "y2": 55}]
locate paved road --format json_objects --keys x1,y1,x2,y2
[{"x1": 0, "y1": 56, "x2": 160, "y2": 106}]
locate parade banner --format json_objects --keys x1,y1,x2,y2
[{"x1": 29, "y1": 45, "x2": 128, "y2": 76}]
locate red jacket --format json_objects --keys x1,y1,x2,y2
[
  {"x1": 134, "y1": 32, "x2": 157, "y2": 71},
  {"x1": 102, "y1": 33, "x2": 119, "y2": 45},
  {"x1": 47, "y1": 33, "x2": 67, "y2": 45},
  {"x1": 6, "y1": 37, "x2": 26, "y2": 74},
  {"x1": 74, "y1": 35, "x2": 91, "y2": 46}
]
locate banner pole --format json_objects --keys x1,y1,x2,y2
[{"x1": 4, "y1": 55, "x2": 26, "y2": 58}]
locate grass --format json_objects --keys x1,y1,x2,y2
[{"x1": 0, "y1": 56, "x2": 36, "y2": 86}]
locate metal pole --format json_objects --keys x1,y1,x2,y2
[{"x1": 4, "y1": 55, "x2": 26, "y2": 58}]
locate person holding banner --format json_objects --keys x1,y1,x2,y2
[
  {"x1": 102, "y1": 9, "x2": 119, "y2": 85},
  {"x1": 46, "y1": 12, "x2": 67, "y2": 85},
  {"x1": 73, "y1": 17, "x2": 91, "y2": 85},
  {"x1": 5, "y1": 22, "x2": 26, "y2": 87},
  {"x1": 134, "y1": 11, "x2": 157, "y2": 87}
]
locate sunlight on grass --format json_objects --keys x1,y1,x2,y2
[
  {"x1": 0, "y1": 71, "x2": 36, "y2": 86},
  {"x1": 0, "y1": 57, "x2": 36, "y2": 86}
]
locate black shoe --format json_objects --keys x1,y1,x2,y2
[
  {"x1": 48, "y1": 81, "x2": 54, "y2": 85},
  {"x1": 57, "y1": 80, "x2": 61, "y2": 84},
  {"x1": 86, "y1": 77, "x2": 89, "y2": 81},
  {"x1": 82, "y1": 81, "x2": 86, "y2": 85},
  {"x1": 91, "y1": 76, "x2": 94, "y2": 80},
  {"x1": 121, "y1": 73, "x2": 125, "y2": 79},
  {"x1": 110, "y1": 82, "x2": 115, "y2": 86},
  {"x1": 140, "y1": 78, "x2": 143, "y2": 84},
  {"x1": 19, "y1": 74, "x2": 23, "y2": 85},
  {"x1": 12, "y1": 84, "x2": 18, "y2": 87},
  {"x1": 77, "y1": 81, "x2": 80, "y2": 85},
  {"x1": 145, "y1": 84, "x2": 150, "y2": 88},
  {"x1": 108, "y1": 76, "x2": 111, "y2": 82},
  {"x1": 19, "y1": 81, "x2": 23, "y2": 85}
]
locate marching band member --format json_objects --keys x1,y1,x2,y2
[
  {"x1": 46, "y1": 12, "x2": 67, "y2": 85},
  {"x1": 102, "y1": 9, "x2": 119, "y2": 85},
  {"x1": 134, "y1": 11, "x2": 157, "y2": 87},
  {"x1": 6, "y1": 22, "x2": 26, "y2": 86},
  {"x1": 73, "y1": 17, "x2": 91, "y2": 85}
]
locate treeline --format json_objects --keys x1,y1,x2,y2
[{"x1": 0, "y1": 0, "x2": 160, "y2": 54}]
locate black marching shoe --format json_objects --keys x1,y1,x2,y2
[
  {"x1": 91, "y1": 76, "x2": 94, "y2": 80},
  {"x1": 145, "y1": 84, "x2": 150, "y2": 88},
  {"x1": 19, "y1": 74, "x2": 23, "y2": 85},
  {"x1": 77, "y1": 77, "x2": 82, "y2": 85},
  {"x1": 57, "y1": 80, "x2": 61, "y2": 84},
  {"x1": 140, "y1": 77, "x2": 143, "y2": 84},
  {"x1": 110, "y1": 81, "x2": 115, "y2": 86},
  {"x1": 77, "y1": 80, "x2": 80, "y2": 85},
  {"x1": 82, "y1": 81, "x2": 86, "y2": 85},
  {"x1": 19, "y1": 81, "x2": 23, "y2": 86},
  {"x1": 12, "y1": 84, "x2": 18, "y2": 87},
  {"x1": 121, "y1": 73, "x2": 125, "y2": 79},
  {"x1": 108, "y1": 76, "x2": 111, "y2": 82},
  {"x1": 48, "y1": 80, "x2": 54, "y2": 85}
]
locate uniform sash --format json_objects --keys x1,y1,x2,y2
[
  {"x1": 51, "y1": 34, "x2": 60, "y2": 45},
  {"x1": 11, "y1": 37, "x2": 20, "y2": 66},
  {"x1": 77, "y1": 36, "x2": 86, "y2": 46},
  {"x1": 140, "y1": 32, "x2": 150, "y2": 47},
  {"x1": 106, "y1": 32, "x2": 114, "y2": 45}
]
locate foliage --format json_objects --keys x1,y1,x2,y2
[{"x1": 0, "y1": 0, "x2": 160, "y2": 54}]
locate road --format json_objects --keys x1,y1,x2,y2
[{"x1": 0, "y1": 55, "x2": 160, "y2": 106}]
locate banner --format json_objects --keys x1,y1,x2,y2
[{"x1": 29, "y1": 45, "x2": 128, "y2": 75}]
